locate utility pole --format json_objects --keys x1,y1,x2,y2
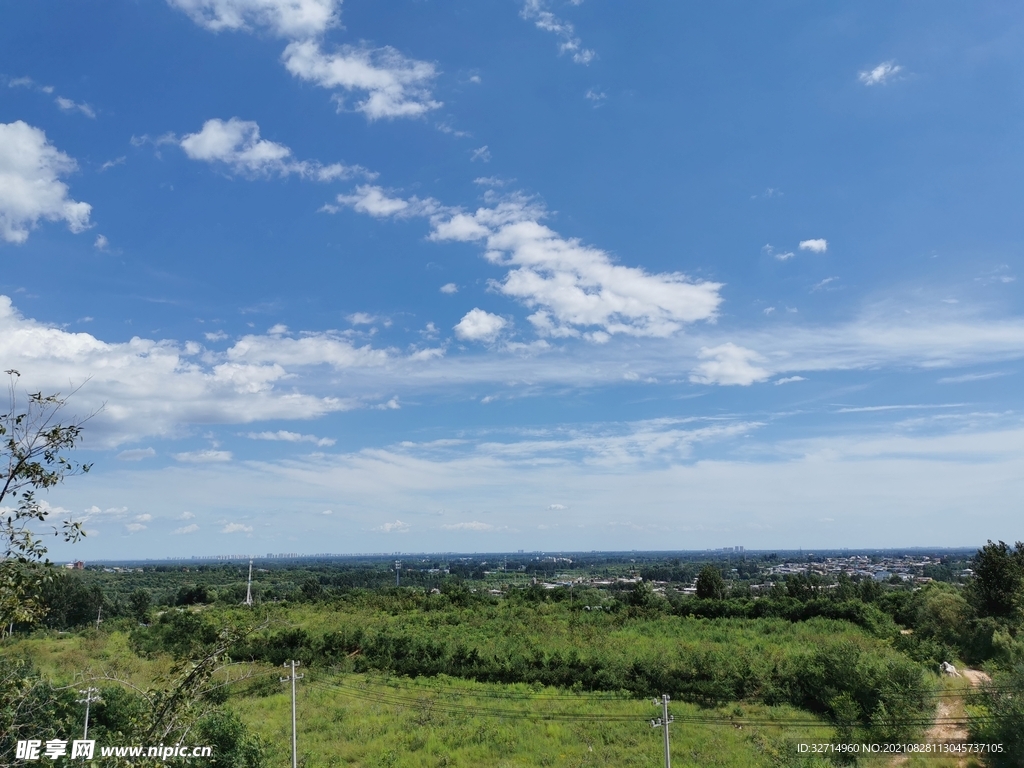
[
  {"x1": 244, "y1": 559, "x2": 253, "y2": 606},
  {"x1": 650, "y1": 694, "x2": 674, "y2": 768},
  {"x1": 281, "y1": 661, "x2": 303, "y2": 768},
  {"x1": 95, "y1": 606, "x2": 102, "y2": 631},
  {"x1": 76, "y1": 688, "x2": 101, "y2": 740}
]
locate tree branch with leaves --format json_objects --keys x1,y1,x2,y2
[{"x1": 0, "y1": 369, "x2": 94, "y2": 630}]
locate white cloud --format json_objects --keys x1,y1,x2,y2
[
  {"x1": 521, "y1": 0, "x2": 595, "y2": 64},
  {"x1": 94, "y1": 234, "x2": 109, "y2": 250},
  {"x1": 937, "y1": 371, "x2": 1007, "y2": 384},
  {"x1": 321, "y1": 509, "x2": 333, "y2": 514},
  {"x1": 117, "y1": 447, "x2": 156, "y2": 461},
  {"x1": 689, "y1": 343, "x2": 770, "y2": 386},
  {"x1": 50, "y1": 418, "x2": 1024, "y2": 556},
  {"x1": 125, "y1": 523, "x2": 147, "y2": 533},
  {"x1": 282, "y1": 40, "x2": 441, "y2": 120},
  {"x1": 175, "y1": 449, "x2": 233, "y2": 462},
  {"x1": 100, "y1": 157, "x2": 126, "y2": 172},
  {"x1": 470, "y1": 145, "x2": 491, "y2": 162},
  {"x1": 245, "y1": 430, "x2": 335, "y2": 446},
  {"x1": 180, "y1": 117, "x2": 362, "y2": 179},
  {"x1": 347, "y1": 312, "x2": 377, "y2": 325},
  {"x1": 774, "y1": 376, "x2": 806, "y2": 385},
  {"x1": 337, "y1": 188, "x2": 725, "y2": 339},
  {"x1": 547, "y1": 503, "x2": 568, "y2": 510},
  {"x1": 584, "y1": 88, "x2": 606, "y2": 104},
  {"x1": 135, "y1": 513, "x2": 153, "y2": 522},
  {"x1": 0, "y1": 121, "x2": 92, "y2": 244},
  {"x1": 173, "y1": 523, "x2": 200, "y2": 534},
  {"x1": 440, "y1": 283, "x2": 458, "y2": 294},
  {"x1": 374, "y1": 397, "x2": 401, "y2": 410},
  {"x1": 205, "y1": 331, "x2": 229, "y2": 341},
  {"x1": 431, "y1": 199, "x2": 723, "y2": 339},
  {"x1": 330, "y1": 184, "x2": 438, "y2": 218},
  {"x1": 221, "y1": 522, "x2": 253, "y2": 533},
  {"x1": 168, "y1": 0, "x2": 340, "y2": 38},
  {"x1": 225, "y1": 329, "x2": 390, "y2": 368},
  {"x1": 179, "y1": 511, "x2": 196, "y2": 520},
  {"x1": 454, "y1": 308, "x2": 507, "y2": 343},
  {"x1": 55, "y1": 97, "x2": 96, "y2": 118},
  {"x1": 812, "y1": 276, "x2": 839, "y2": 292},
  {"x1": 799, "y1": 238, "x2": 828, "y2": 253},
  {"x1": 442, "y1": 520, "x2": 495, "y2": 531},
  {"x1": 859, "y1": 61, "x2": 902, "y2": 86},
  {"x1": 761, "y1": 244, "x2": 793, "y2": 261},
  {"x1": 374, "y1": 519, "x2": 410, "y2": 533}
]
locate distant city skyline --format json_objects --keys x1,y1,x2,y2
[{"x1": 2, "y1": 1, "x2": 1022, "y2": 559}]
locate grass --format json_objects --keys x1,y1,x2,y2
[{"x1": 232, "y1": 671, "x2": 836, "y2": 768}]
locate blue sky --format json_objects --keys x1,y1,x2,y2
[{"x1": 2, "y1": 0, "x2": 1022, "y2": 559}]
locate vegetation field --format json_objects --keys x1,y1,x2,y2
[{"x1": 3, "y1": 543, "x2": 1024, "y2": 766}]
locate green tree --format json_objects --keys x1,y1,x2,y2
[
  {"x1": 129, "y1": 588, "x2": 152, "y2": 623},
  {"x1": 968, "y1": 540, "x2": 1024, "y2": 620},
  {"x1": 914, "y1": 583, "x2": 970, "y2": 648},
  {"x1": 695, "y1": 564, "x2": 726, "y2": 600},
  {"x1": 1, "y1": 370, "x2": 92, "y2": 631}
]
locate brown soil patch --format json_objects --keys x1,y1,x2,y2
[{"x1": 889, "y1": 669, "x2": 990, "y2": 767}]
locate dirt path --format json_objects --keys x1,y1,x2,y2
[{"x1": 891, "y1": 669, "x2": 991, "y2": 767}]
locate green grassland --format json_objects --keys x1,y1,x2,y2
[
  {"x1": 8, "y1": 545, "x2": 1021, "y2": 767},
  {"x1": 3, "y1": 591, "x2": 946, "y2": 767}
]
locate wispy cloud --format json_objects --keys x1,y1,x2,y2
[
  {"x1": 117, "y1": 447, "x2": 156, "y2": 461},
  {"x1": 169, "y1": 0, "x2": 438, "y2": 120},
  {"x1": 859, "y1": 61, "x2": 902, "y2": 86},
  {"x1": 373, "y1": 519, "x2": 410, "y2": 533},
  {"x1": 762, "y1": 244, "x2": 794, "y2": 261},
  {"x1": 176, "y1": 449, "x2": 233, "y2": 462},
  {"x1": 442, "y1": 520, "x2": 496, "y2": 532},
  {"x1": 520, "y1": 0, "x2": 595, "y2": 64},
  {"x1": 938, "y1": 371, "x2": 1007, "y2": 384},
  {"x1": 168, "y1": 0, "x2": 341, "y2": 38},
  {"x1": 811, "y1": 276, "x2": 839, "y2": 292},
  {"x1": 283, "y1": 41, "x2": 441, "y2": 120},
  {"x1": 245, "y1": 430, "x2": 336, "y2": 447},
  {"x1": 55, "y1": 96, "x2": 96, "y2": 118}
]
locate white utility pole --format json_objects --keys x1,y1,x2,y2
[
  {"x1": 76, "y1": 688, "x2": 101, "y2": 740},
  {"x1": 280, "y1": 661, "x2": 303, "y2": 768},
  {"x1": 650, "y1": 694, "x2": 674, "y2": 768},
  {"x1": 244, "y1": 559, "x2": 253, "y2": 606}
]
